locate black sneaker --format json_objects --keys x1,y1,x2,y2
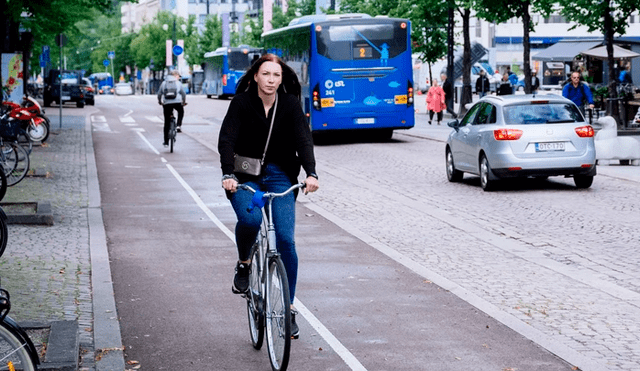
[
  {"x1": 232, "y1": 262, "x2": 250, "y2": 294},
  {"x1": 163, "y1": 142, "x2": 169, "y2": 147},
  {"x1": 290, "y1": 309, "x2": 299, "y2": 339},
  {"x1": 176, "y1": 127, "x2": 182, "y2": 133}
]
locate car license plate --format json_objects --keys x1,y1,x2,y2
[
  {"x1": 61, "y1": 96, "x2": 71, "y2": 101},
  {"x1": 536, "y1": 142, "x2": 565, "y2": 152},
  {"x1": 355, "y1": 118, "x2": 375, "y2": 124}
]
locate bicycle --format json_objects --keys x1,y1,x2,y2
[
  {"x1": 0, "y1": 286, "x2": 40, "y2": 370},
  {"x1": 237, "y1": 182, "x2": 306, "y2": 371},
  {"x1": 168, "y1": 114, "x2": 176, "y2": 153},
  {"x1": 0, "y1": 139, "x2": 29, "y2": 187}
]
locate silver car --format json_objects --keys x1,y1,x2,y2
[
  {"x1": 114, "y1": 82, "x2": 133, "y2": 96},
  {"x1": 445, "y1": 94, "x2": 596, "y2": 191}
]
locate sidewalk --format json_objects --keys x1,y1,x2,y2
[{"x1": 0, "y1": 111, "x2": 124, "y2": 371}]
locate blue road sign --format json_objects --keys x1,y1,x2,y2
[
  {"x1": 172, "y1": 45, "x2": 183, "y2": 57},
  {"x1": 103, "y1": 59, "x2": 110, "y2": 67},
  {"x1": 42, "y1": 46, "x2": 50, "y2": 63},
  {"x1": 108, "y1": 51, "x2": 115, "y2": 59}
]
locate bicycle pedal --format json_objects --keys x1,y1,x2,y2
[{"x1": 291, "y1": 334, "x2": 299, "y2": 340}]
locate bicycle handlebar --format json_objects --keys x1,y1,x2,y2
[{"x1": 237, "y1": 183, "x2": 306, "y2": 211}]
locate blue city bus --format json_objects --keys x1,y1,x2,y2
[
  {"x1": 88, "y1": 72, "x2": 113, "y2": 93},
  {"x1": 262, "y1": 14, "x2": 415, "y2": 138},
  {"x1": 202, "y1": 46, "x2": 263, "y2": 98}
]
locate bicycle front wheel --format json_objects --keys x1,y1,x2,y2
[
  {"x1": 246, "y1": 243, "x2": 264, "y2": 350},
  {"x1": 0, "y1": 321, "x2": 37, "y2": 371},
  {"x1": 0, "y1": 207, "x2": 8, "y2": 258},
  {"x1": 265, "y1": 257, "x2": 291, "y2": 371},
  {"x1": 2, "y1": 143, "x2": 29, "y2": 187}
]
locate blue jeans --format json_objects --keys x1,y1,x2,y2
[{"x1": 230, "y1": 164, "x2": 297, "y2": 304}]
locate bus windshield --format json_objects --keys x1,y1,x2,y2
[
  {"x1": 228, "y1": 51, "x2": 253, "y2": 70},
  {"x1": 316, "y1": 21, "x2": 407, "y2": 61}
]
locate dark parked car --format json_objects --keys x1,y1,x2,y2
[
  {"x1": 43, "y1": 69, "x2": 86, "y2": 108},
  {"x1": 82, "y1": 78, "x2": 95, "y2": 105}
]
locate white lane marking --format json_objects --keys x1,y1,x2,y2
[
  {"x1": 135, "y1": 131, "x2": 160, "y2": 155},
  {"x1": 146, "y1": 116, "x2": 163, "y2": 123},
  {"x1": 123, "y1": 109, "x2": 133, "y2": 117},
  {"x1": 163, "y1": 161, "x2": 367, "y2": 371},
  {"x1": 92, "y1": 123, "x2": 111, "y2": 132},
  {"x1": 119, "y1": 116, "x2": 136, "y2": 123},
  {"x1": 294, "y1": 299, "x2": 367, "y2": 371},
  {"x1": 91, "y1": 115, "x2": 106, "y2": 122},
  {"x1": 165, "y1": 163, "x2": 234, "y2": 241}
]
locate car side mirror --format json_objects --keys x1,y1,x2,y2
[{"x1": 447, "y1": 120, "x2": 460, "y2": 130}]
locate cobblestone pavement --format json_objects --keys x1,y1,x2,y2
[
  {"x1": 0, "y1": 115, "x2": 96, "y2": 370},
  {"x1": 302, "y1": 122, "x2": 640, "y2": 371}
]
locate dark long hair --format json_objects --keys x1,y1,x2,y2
[{"x1": 235, "y1": 53, "x2": 301, "y2": 101}]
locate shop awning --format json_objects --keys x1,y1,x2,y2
[
  {"x1": 533, "y1": 40, "x2": 602, "y2": 62},
  {"x1": 581, "y1": 44, "x2": 640, "y2": 59}
]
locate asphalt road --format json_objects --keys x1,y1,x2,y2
[{"x1": 89, "y1": 92, "x2": 625, "y2": 371}]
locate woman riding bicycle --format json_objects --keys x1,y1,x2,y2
[{"x1": 218, "y1": 54, "x2": 319, "y2": 339}]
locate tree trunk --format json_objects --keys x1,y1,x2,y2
[
  {"x1": 459, "y1": 8, "x2": 472, "y2": 117},
  {"x1": 522, "y1": 2, "x2": 532, "y2": 94},
  {"x1": 604, "y1": 1, "x2": 619, "y2": 125}
]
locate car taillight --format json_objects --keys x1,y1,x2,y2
[
  {"x1": 494, "y1": 129, "x2": 523, "y2": 141},
  {"x1": 407, "y1": 81, "x2": 414, "y2": 106},
  {"x1": 222, "y1": 74, "x2": 228, "y2": 86},
  {"x1": 312, "y1": 84, "x2": 321, "y2": 111},
  {"x1": 575, "y1": 125, "x2": 594, "y2": 138}
]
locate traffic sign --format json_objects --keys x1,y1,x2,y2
[
  {"x1": 103, "y1": 59, "x2": 110, "y2": 67},
  {"x1": 172, "y1": 45, "x2": 183, "y2": 57},
  {"x1": 108, "y1": 51, "x2": 115, "y2": 59},
  {"x1": 42, "y1": 46, "x2": 50, "y2": 63}
]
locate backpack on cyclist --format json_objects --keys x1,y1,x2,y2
[{"x1": 163, "y1": 79, "x2": 178, "y2": 100}]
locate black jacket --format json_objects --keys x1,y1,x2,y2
[
  {"x1": 442, "y1": 78, "x2": 453, "y2": 100},
  {"x1": 218, "y1": 89, "x2": 316, "y2": 186},
  {"x1": 475, "y1": 74, "x2": 490, "y2": 94}
]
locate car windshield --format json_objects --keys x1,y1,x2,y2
[{"x1": 503, "y1": 103, "x2": 584, "y2": 125}]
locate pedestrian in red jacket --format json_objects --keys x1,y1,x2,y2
[{"x1": 426, "y1": 79, "x2": 446, "y2": 125}]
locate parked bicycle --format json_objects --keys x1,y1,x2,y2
[
  {"x1": 0, "y1": 285, "x2": 40, "y2": 370},
  {"x1": 238, "y1": 182, "x2": 305, "y2": 371}
]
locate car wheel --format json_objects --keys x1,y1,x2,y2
[
  {"x1": 574, "y1": 175, "x2": 593, "y2": 189},
  {"x1": 446, "y1": 149, "x2": 463, "y2": 182},
  {"x1": 77, "y1": 101, "x2": 85, "y2": 108},
  {"x1": 479, "y1": 155, "x2": 497, "y2": 191}
]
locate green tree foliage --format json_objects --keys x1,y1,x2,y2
[
  {"x1": 559, "y1": 0, "x2": 637, "y2": 101},
  {"x1": 239, "y1": 14, "x2": 264, "y2": 48},
  {"x1": 475, "y1": 0, "x2": 554, "y2": 94},
  {"x1": 200, "y1": 15, "x2": 223, "y2": 53}
]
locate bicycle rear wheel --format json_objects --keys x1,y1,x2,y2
[
  {"x1": 246, "y1": 243, "x2": 264, "y2": 350},
  {"x1": 0, "y1": 320, "x2": 37, "y2": 371},
  {"x1": 2, "y1": 143, "x2": 29, "y2": 187},
  {"x1": 169, "y1": 118, "x2": 176, "y2": 153},
  {"x1": 0, "y1": 207, "x2": 7, "y2": 258},
  {"x1": 265, "y1": 256, "x2": 291, "y2": 371}
]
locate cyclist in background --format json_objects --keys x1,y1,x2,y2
[
  {"x1": 158, "y1": 70, "x2": 186, "y2": 147},
  {"x1": 218, "y1": 54, "x2": 319, "y2": 339}
]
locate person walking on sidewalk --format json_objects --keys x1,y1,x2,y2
[
  {"x1": 157, "y1": 70, "x2": 186, "y2": 147},
  {"x1": 497, "y1": 73, "x2": 513, "y2": 96},
  {"x1": 426, "y1": 79, "x2": 446, "y2": 125},
  {"x1": 440, "y1": 73, "x2": 457, "y2": 118},
  {"x1": 218, "y1": 53, "x2": 320, "y2": 339},
  {"x1": 475, "y1": 70, "x2": 490, "y2": 98}
]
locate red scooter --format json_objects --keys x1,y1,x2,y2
[{"x1": 1, "y1": 95, "x2": 50, "y2": 143}]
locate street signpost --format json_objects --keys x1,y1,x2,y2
[{"x1": 108, "y1": 51, "x2": 115, "y2": 89}]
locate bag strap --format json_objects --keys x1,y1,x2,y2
[{"x1": 260, "y1": 94, "x2": 278, "y2": 165}]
